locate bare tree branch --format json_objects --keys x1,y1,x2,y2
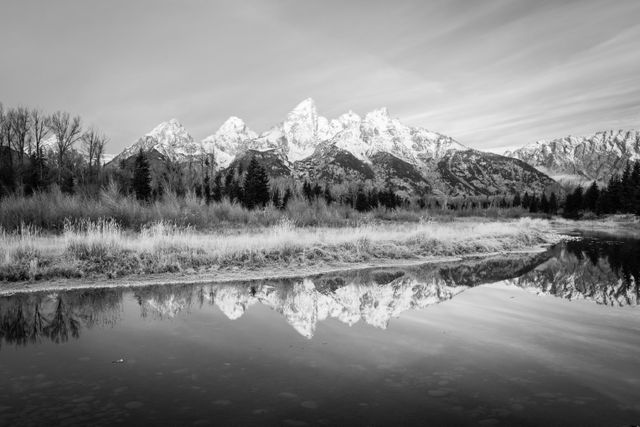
[
  {"x1": 30, "y1": 109, "x2": 50, "y2": 159},
  {"x1": 8, "y1": 107, "x2": 31, "y2": 161},
  {"x1": 49, "y1": 111, "x2": 82, "y2": 173},
  {"x1": 81, "y1": 128, "x2": 108, "y2": 179}
]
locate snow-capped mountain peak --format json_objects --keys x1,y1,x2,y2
[
  {"x1": 506, "y1": 129, "x2": 640, "y2": 185},
  {"x1": 364, "y1": 107, "x2": 392, "y2": 129},
  {"x1": 112, "y1": 118, "x2": 198, "y2": 163},
  {"x1": 282, "y1": 97, "x2": 328, "y2": 161},
  {"x1": 201, "y1": 116, "x2": 258, "y2": 168}
]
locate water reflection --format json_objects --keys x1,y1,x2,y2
[
  {"x1": 1, "y1": 233, "x2": 638, "y2": 347},
  {"x1": 0, "y1": 289, "x2": 122, "y2": 348},
  {"x1": 507, "y1": 234, "x2": 640, "y2": 306}
]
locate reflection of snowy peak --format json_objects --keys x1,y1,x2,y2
[{"x1": 505, "y1": 244, "x2": 639, "y2": 307}]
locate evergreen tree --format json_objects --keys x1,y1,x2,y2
[
  {"x1": 512, "y1": 192, "x2": 522, "y2": 207},
  {"x1": 133, "y1": 149, "x2": 152, "y2": 201},
  {"x1": 355, "y1": 189, "x2": 369, "y2": 212},
  {"x1": 529, "y1": 194, "x2": 539, "y2": 213},
  {"x1": 563, "y1": 186, "x2": 584, "y2": 218},
  {"x1": 522, "y1": 192, "x2": 531, "y2": 209},
  {"x1": 229, "y1": 176, "x2": 243, "y2": 203},
  {"x1": 548, "y1": 192, "x2": 558, "y2": 215},
  {"x1": 539, "y1": 193, "x2": 549, "y2": 214},
  {"x1": 203, "y1": 172, "x2": 211, "y2": 204},
  {"x1": 281, "y1": 188, "x2": 292, "y2": 210},
  {"x1": 243, "y1": 157, "x2": 270, "y2": 209},
  {"x1": 302, "y1": 181, "x2": 313, "y2": 201},
  {"x1": 211, "y1": 173, "x2": 222, "y2": 202},
  {"x1": 584, "y1": 181, "x2": 599, "y2": 213},
  {"x1": 323, "y1": 186, "x2": 334, "y2": 204},
  {"x1": 621, "y1": 162, "x2": 635, "y2": 212},
  {"x1": 632, "y1": 161, "x2": 640, "y2": 214},
  {"x1": 271, "y1": 187, "x2": 281, "y2": 208}
]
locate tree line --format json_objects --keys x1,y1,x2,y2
[
  {"x1": 3, "y1": 100, "x2": 639, "y2": 218},
  {"x1": 563, "y1": 161, "x2": 640, "y2": 218},
  {"x1": 0, "y1": 102, "x2": 108, "y2": 196},
  {"x1": 131, "y1": 151, "x2": 405, "y2": 211}
]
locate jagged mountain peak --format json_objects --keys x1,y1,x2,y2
[
  {"x1": 290, "y1": 97, "x2": 317, "y2": 114},
  {"x1": 337, "y1": 110, "x2": 362, "y2": 124},
  {"x1": 201, "y1": 116, "x2": 259, "y2": 168},
  {"x1": 109, "y1": 99, "x2": 557, "y2": 197},
  {"x1": 506, "y1": 129, "x2": 640, "y2": 185},
  {"x1": 218, "y1": 116, "x2": 247, "y2": 131},
  {"x1": 112, "y1": 118, "x2": 196, "y2": 163},
  {"x1": 364, "y1": 107, "x2": 392, "y2": 124}
]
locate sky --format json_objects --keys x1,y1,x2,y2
[{"x1": 1, "y1": 0, "x2": 639, "y2": 155}]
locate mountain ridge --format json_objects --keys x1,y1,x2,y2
[
  {"x1": 505, "y1": 129, "x2": 640, "y2": 186},
  {"x1": 108, "y1": 98, "x2": 560, "y2": 197}
]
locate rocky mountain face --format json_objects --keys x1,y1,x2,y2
[
  {"x1": 109, "y1": 98, "x2": 560, "y2": 197},
  {"x1": 505, "y1": 130, "x2": 640, "y2": 186}
]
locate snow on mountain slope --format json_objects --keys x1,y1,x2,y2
[
  {"x1": 505, "y1": 130, "x2": 640, "y2": 185},
  {"x1": 109, "y1": 98, "x2": 558, "y2": 196},
  {"x1": 112, "y1": 119, "x2": 199, "y2": 164},
  {"x1": 201, "y1": 116, "x2": 258, "y2": 168},
  {"x1": 113, "y1": 99, "x2": 467, "y2": 169}
]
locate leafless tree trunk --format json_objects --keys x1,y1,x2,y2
[
  {"x1": 30, "y1": 109, "x2": 50, "y2": 181},
  {"x1": 0, "y1": 103, "x2": 6, "y2": 152},
  {"x1": 49, "y1": 111, "x2": 82, "y2": 180},
  {"x1": 8, "y1": 107, "x2": 31, "y2": 161},
  {"x1": 81, "y1": 128, "x2": 108, "y2": 178},
  {"x1": 8, "y1": 107, "x2": 31, "y2": 188}
]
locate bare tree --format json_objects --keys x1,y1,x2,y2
[
  {"x1": 0, "y1": 103, "x2": 6, "y2": 150},
  {"x1": 81, "y1": 127, "x2": 108, "y2": 175},
  {"x1": 30, "y1": 109, "x2": 50, "y2": 181},
  {"x1": 8, "y1": 107, "x2": 31, "y2": 161},
  {"x1": 7, "y1": 107, "x2": 32, "y2": 187},
  {"x1": 49, "y1": 111, "x2": 82, "y2": 177},
  {"x1": 30, "y1": 109, "x2": 50, "y2": 159}
]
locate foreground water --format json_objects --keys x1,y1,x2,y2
[{"x1": 1, "y1": 232, "x2": 639, "y2": 426}]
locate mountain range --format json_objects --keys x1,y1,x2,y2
[
  {"x1": 505, "y1": 130, "x2": 640, "y2": 186},
  {"x1": 108, "y1": 99, "x2": 560, "y2": 197}
]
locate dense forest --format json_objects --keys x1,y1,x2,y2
[{"x1": 562, "y1": 161, "x2": 640, "y2": 218}]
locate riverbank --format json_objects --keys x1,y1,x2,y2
[{"x1": 0, "y1": 218, "x2": 561, "y2": 295}]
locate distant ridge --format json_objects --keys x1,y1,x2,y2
[{"x1": 505, "y1": 129, "x2": 640, "y2": 186}]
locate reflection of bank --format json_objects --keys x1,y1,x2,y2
[{"x1": 2, "y1": 236, "x2": 637, "y2": 346}]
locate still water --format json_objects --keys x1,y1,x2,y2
[{"x1": 1, "y1": 232, "x2": 639, "y2": 426}]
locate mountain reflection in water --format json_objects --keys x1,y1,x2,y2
[{"x1": 1, "y1": 233, "x2": 638, "y2": 347}]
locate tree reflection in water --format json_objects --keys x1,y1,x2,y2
[{"x1": 0, "y1": 289, "x2": 123, "y2": 348}]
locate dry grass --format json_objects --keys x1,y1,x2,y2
[
  {"x1": 0, "y1": 217, "x2": 558, "y2": 283},
  {"x1": 0, "y1": 188, "x2": 539, "y2": 233}
]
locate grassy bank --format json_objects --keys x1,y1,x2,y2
[{"x1": 0, "y1": 218, "x2": 559, "y2": 284}]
